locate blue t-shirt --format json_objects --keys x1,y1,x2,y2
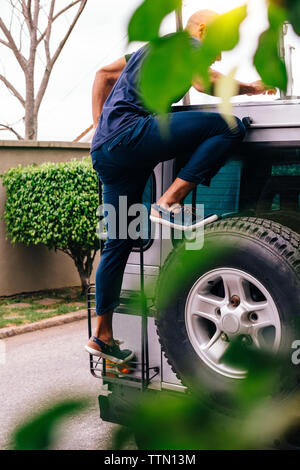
[{"x1": 91, "y1": 36, "x2": 200, "y2": 153}]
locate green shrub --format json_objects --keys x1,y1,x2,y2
[{"x1": 1, "y1": 157, "x2": 99, "y2": 294}]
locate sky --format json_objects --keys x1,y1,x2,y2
[{"x1": 0, "y1": 0, "x2": 299, "y2": 142}]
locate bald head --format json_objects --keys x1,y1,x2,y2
[{"x1": 185, "y1": 10, "x2": 218, "y2": 40}]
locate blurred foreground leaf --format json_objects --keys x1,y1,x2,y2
[
  {"x1": 128, "y1": 0, "x2": 181, "y2": 42},
  {"x1": 11, "y1": 398, "x2": 88, "y2": 450},
  {"x1": 215, "y1": 68, "x2": 239, "y2": 128},
  {"x1": 195, "y1": 6, "x2": 247, "y2": 89},
  {"x1": 114, "y1": 388, "x2": 299, "y2": 450},
  {"x1": 271, "y1": 0, "x2": 300, "y2": 36},
  {"x1": 286, "y1": 0, "x2": 300, "y2": 35},
  {"x1": 139, "y1": 32, "x2": 196, "y2": 114},
  {"x1": 114, "y1": 338, "x2": 299, "y2": 450},
  {"x1": 132, "y1": 5, "x2": 247, "y2": 116},
  {"x1": 223, "y1": 339, "x2": 284, "y2": 408},
  {"x1": 254, "y1": 3, "x2": 288, "y2": 91}
]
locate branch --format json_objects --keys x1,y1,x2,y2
[
  {"x1": 0, "y1": 38, "x2": 12, "y2": 49},
  {"x1": 27, "y1": 0, "x2": 40, "y2": 66},
  {"x1": 51, "y1": 0, "x2": 87, "y2": 68},
  {"x1": 18, "y1": 16, "x2": 26, "y2": 50},
  {"x1": 8, "y1": 1, "x2": 15, "y2": 32},
  {"x1": 32, "y1": 0, "x2": 40, "y2": 30},
  {"x1": 0, "y1": 73, "x2": 25, "y2": 106},
  {"x1": 0, "y1": 123, "x2": 24, "y2": 140},
  {"x1": 35, "y1": 0, "x2": 87, "y2": 115},
  {"x1": 21, "y1": 0, "x2": 33, "y2": 32},
  {"x1": 37, "y1": 0, "x2": 82, "y2": 45},
  {"x1": 0, "y1": 17, "x2": 27, "y2": 70},
  {"x1": 91, "y1": 248, "x2": 98, "y2": 263},
  {"x1": 44, "y1": 0, "x2": 55, "y2": 63},
  {"x1": 57, "y1": 247, "x2": 75, "y2": 260}
]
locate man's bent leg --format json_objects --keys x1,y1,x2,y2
[
  {"x1": 158, "y1": 178, "x2": 196, "y2": 207},
  {"x1": 118, "y1": 112, "x2": 245, "y2": 210},
  {"x1": 175, "y1": 114, "x2": 246, "y2": 186},
  {"x1": 151, "y1": 113, "x2": 246, "y2": 228}
]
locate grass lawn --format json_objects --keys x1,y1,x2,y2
[{"x1": 0, "y1": 287, "x2": 86, "y2": 329}]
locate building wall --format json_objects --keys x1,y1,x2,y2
[{"x1": 0, "y1": 140, "x2": 100, "y2": 296}]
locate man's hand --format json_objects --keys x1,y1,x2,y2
[
  {"x1": 246, "y1": 80, "x2": 277, "y2": 96},
  {"x1": 193, "y1": 72, "x2": 277, "y2": 98}
]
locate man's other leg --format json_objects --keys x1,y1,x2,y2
[{"x1": 86, "y1": 168, "x2": 150, "y2": 360}]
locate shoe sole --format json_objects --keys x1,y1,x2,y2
[
  {"x1": 84, "y1": 345, "x2": 134, "y2": 364},
  {"x1": 150, "y1": 213, "x2": 218, "y2": 231}
]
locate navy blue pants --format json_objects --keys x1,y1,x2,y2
[{"x1": 91, "y1": 111, "x2": 246, "y2": 315}]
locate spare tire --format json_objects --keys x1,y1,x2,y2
[{"x1": 155, "y1": 217, "x2": 300, "y2": 402}]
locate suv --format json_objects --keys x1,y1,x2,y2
[
  {"x1": 87, "y1": 99, "x2": 300, "y2": 420},
  {"x1": 86, "y1": 15, "x2": 300, "y2": 443}
]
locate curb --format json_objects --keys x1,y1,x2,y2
[{"x1": 0, "y1": 309, "x2": 96, "y2": 339}]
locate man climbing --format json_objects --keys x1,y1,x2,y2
[{"x1": 85, "y1": 10, "x2": 275, "y2": 362}]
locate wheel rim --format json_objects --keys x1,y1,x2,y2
[{"x1": 184, "y1": 267, "x2": 282, "y2": 379}]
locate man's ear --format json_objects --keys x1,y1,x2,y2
[{"x1": 198, "y1": 23, "x2": 206, "y2": 41}]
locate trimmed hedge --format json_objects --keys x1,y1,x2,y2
[{"x1": 2, "y1": 157, "x2": 99, "y2": 293}]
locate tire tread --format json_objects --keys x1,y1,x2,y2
[{"x1": 155, "y1": 217, "x2": 300, "y2": 385}]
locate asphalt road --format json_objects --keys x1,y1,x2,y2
[{"x1": 0, "y1": 318, "x2": 137, "y2": 450}]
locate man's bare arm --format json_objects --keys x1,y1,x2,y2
[
  {"x1": 193, "y1": 69, "x2": 276, "y2": 96},
  {"x1": 92, "y1": 57, "x2": 127, "y2": 129}
]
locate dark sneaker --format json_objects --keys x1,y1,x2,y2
[
  {"x1": 85, "y1": 336, "x2": 134, "y2": 364},
  {"x1": 150, "y1": 203, "x2": 218, "y2": 231}
]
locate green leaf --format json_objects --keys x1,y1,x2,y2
[
  {"x1": 287, "y1": 0, "x2": 300, "y2": 35},
  {"x1": 203, "y1": 5, "x2": 247, "y2": 56},
  {"x1": 1, "y1": 156, "x2": 100, "y2": 294},
  {"x1": 195, "y1": 5, "x2": 247, "y2": 88},
  {"x1": 254, "y1": 4, "x2": 288, "y2": 91},
  {"x1": 128, "y1": 0, "x2": 181, "y2": 42},
  {"x1": 139, "y1": 32, "x2": 195, "y2": 114},
  {"x1": 11, "y1": 399, "x2": 88, "y2": 450},
  {"x1": 271, "y1": 0, "x2": 300, "y2": 36},
  {"x1": 223, "y1": 339, "x2": 284, "y2": 408}
]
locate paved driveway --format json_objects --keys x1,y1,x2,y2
[{"x1": 0, "y1": 318, "x2": 136, "y2": 450}]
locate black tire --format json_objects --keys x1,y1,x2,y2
[
  {"x1": 155, "y1": 217, "x2": 300, "y2": 403},
  {"x1": 256, "y1": 210, "x2": 300, "y2": 234}
]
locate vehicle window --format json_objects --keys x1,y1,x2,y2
[
  {"x1": 271, "y1": 194, "x2": 281, "y2": 211},
  {"x1": 267, "y1": 163, "x2": 300, "y2": 212},
  {"x1": 194, "y1": 160, "x2": 243, "y2": 217},
  {"x1": 179, "y1": 158, "x2": 243, "y2": 217},
  {"x1": 246, "y1": 160, "x2": 300, "y2": 214},
  {"x1": 180, "y1": 159, "x2": 300, "y2": 218}
]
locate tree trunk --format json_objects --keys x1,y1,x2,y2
[
  {"x1": 0, "y1": 0, "x2": 88, "y2": 141},
  {"x1": 25, "y1": 72, "x2": 37, "y2": 140},
  {"x1": 78, "y1": 271, "x2": 90, "y2": 297},
  {"x1": 72, "y1": 252, "x2": 96, "y2": 296}
]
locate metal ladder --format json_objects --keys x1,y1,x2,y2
[{"x1": 87, "y1": 182, "x2": 159, "y2": 389}]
